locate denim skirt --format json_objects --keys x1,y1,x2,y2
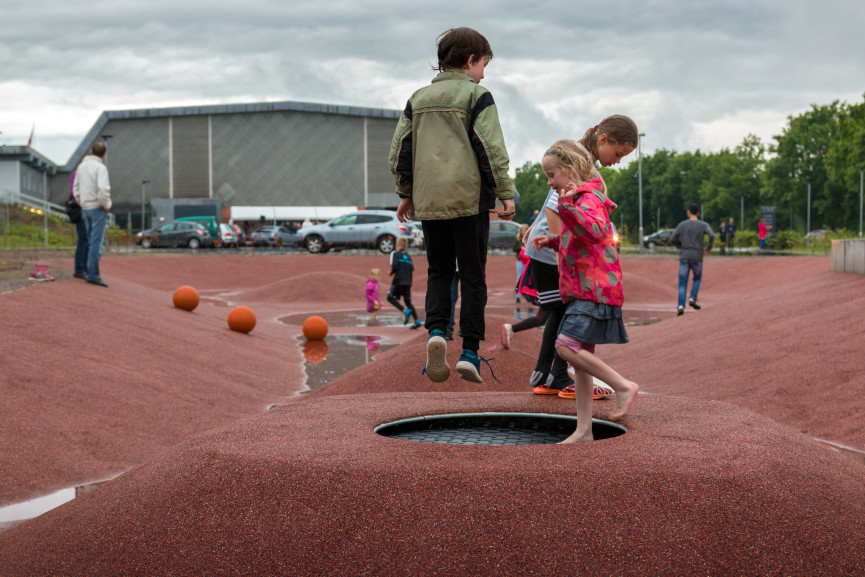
[{"x1": 558, "y1": 299, "x2": 629, "y2": 345}]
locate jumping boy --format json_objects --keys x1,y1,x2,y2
[
  {"x1": 388, "y1": 237, "x2": 422, "y2": 329},
  {"x1": 389, "y1": 27, "x2": 516, "y2": 383}
]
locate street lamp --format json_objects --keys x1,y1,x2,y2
[
  {"x1": 141, "y1": 180, "x2": 150, "y2": 231},
  {"x1": 856, "y1": 167, "x2": 864, "y2": 239},
  {"x1": 805, "y1": 180, "x2": 811, "y2": 247},
  {"x1": 638, "y1": 133, "x2": 646, "y2": 251}
]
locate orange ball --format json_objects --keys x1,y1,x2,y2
[
  {"x1": 228, "y1": 306, "x2": 256, "y2": 333},
  {"x1": 302, "y1": 315, "x2": 328, "y2": 340},
  {"x1": 302, "y1": 340, "x2": 329, "y2": 363},
  {"x1": 173, "y1": 285, "x2": 200, "y2": 311}
]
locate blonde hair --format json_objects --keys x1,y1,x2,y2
[
  {"x1": 395, "y1": 236, "x2": 409, "y2": 249},
  {"x1": 543, "y1": 139, "x2": 607, "y2": 195},
  {"x1": 371, "y1": 268, "x2": 381, "y2": 277},
  {"x1": 580, "y1": 115, "x2": 639, "y2": 160},
  {"x1": 517, "y1": 223, "x2": 528, "y2": 240}
]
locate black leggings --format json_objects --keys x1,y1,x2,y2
[{"x1": 388, "y1": 284, "x2": 418, "y2": 321}]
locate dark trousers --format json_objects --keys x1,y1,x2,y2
[
  {"x1": 422, "y1": 213, "x2": 489, "y2": 353},
  {"x1": 446, "y1": 272, "x2": 460, "y2": 337},
  {"x1": 388, "y1": 284, "x2": 418, "y2": 321},
  {"x1": 74, "y1": 217, "x2": 89, "y2": 275}
]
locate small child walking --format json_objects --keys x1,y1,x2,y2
[
  {"x1": 532, "y1": 139, "x2": 640, "y2": 443},
  {"x1": 389, "y1": 27, "x2": 516, "y2": 383},
  {"x1": 365, "y1": 268, "x2": 382, "y2": 325},
  {"x1": 387, "y1": 237, "x2": 422, "y2": 329}
]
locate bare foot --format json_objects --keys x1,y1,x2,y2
[
  {"x1": 609, "y1": 380, "x2": 639, "y2": 421},
  {"x1": 558, "y1": 431, "x2": 593, "y2": 444}
]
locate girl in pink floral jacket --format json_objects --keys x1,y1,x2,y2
[{"x1": 532, "y1": 139, "x2": 640, "y2": 442}]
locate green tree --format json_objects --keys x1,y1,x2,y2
[
  {"x1": 825, "y1": 96, "x2": 865, "y2": 234},
  {"x1": 764, "y1": 102, "x2": 844, "y2": 232},
  {"x1": 513, "y1": 161, "x2": 549, "y2": 223}
]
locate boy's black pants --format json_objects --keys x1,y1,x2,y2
[
  {"x1": 388, "y1": 284, "x2": 418, "y2": 321},
  {"x1": 422, "y1": 213, "x2": 489, "y2": 353}
]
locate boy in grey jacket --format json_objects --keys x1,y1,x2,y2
[
  {"x1": 389, "y1": 27, "x2": 515, "y2": 383},
  {"x1": 669, "y1": 203, "x2": 715, "y2": 316}
]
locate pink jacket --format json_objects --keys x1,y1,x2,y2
[
  {"x1": 365, "y1": 278, "x2": 381, "y2": 308},
  {"x1": 548, "y1": 178, "x2": 624, "y2": 307}
]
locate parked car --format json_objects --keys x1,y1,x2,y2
[
  {"x1": 219, "y1": 223, "x2": 241, "y2": 248},
  {"x1": 804, "y1": 229, "x2": 832, "y2": 242},
  {"x1": 488, "y1": 220, "x2": 523, "y2": 249},
  {"x1": 297, "y1": 210, "x2": 412, "y2": 254},
  {"x1": 643, "y1": 228, "x2": 675, "y2": 249},
  {"x1": 136, "y1": 220, "x2": 214, "y2": 249},
  {"x1": 409, "y1": 221, "x2": 425, "y2": 249},
  {"x1": 175, "y1": 216, "x2": 222, "y2": 247},
  {"x1": 251, "y1": 225, "x2": 299, "y2": 248}
]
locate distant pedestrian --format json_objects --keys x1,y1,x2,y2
[
  {"x1": 526, "y1": 210, "x2": 540, "y2": 226},
  {"x1": 670, "y1": 204, "x2": 715, "y2": 315},
  {"x1": 72, "y1": 141, "x2": 111, "y2": 287},
  {"x1": 718, "y1": 221, "x2": 727, "y2": 255},
  {"x1": 726, "y1": 217, "x2": 736, "y2": 253},
  {"x1": 365, "y1": 268, "x2": 382, "y2": 325},
  {"x1": 387, "y1": 237, "x2": 422, "y2": 329},
  {"x1": 758, "y1": 219, "x2": 773, "y2": 252}
]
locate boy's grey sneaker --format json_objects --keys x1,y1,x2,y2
[
  {"x1": 677, "y1": 306, "x2": 685, "y2": 316},
  {"x1": 456, "y1": 350, "x2": 484, "y2": 384},
  {"x1": 688, "y1": 297, "x2": 701, "y2": 310},
  {"x1": 423, "y1": 330, "x2": 450, "y2": 382}
]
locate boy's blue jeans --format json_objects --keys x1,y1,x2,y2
[{"x1": 678, "y1": 258, "x2": 702, "y2": 307}]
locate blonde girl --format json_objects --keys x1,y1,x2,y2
[{"x1": 532, "y1": 138, "x2": 640, "y2": 443}]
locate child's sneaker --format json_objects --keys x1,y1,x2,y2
[
  {"x1": 456, "y1": 350, "x2": 484, "y2": 383},
  {"x1": 500, "y1": 323, "x2": 514, "y2": 349},
  {"x1": 403, "y1": 308, "x2": 412, "y2": 325},
  {"x1": 423, "y1": 330, "x2": 450, "y2": 382},
  {"x1": 409, "y1": 319, "x2": 422, "y2": 329},
  {"x1": 532, "y1": 383, "x2": 560, "y2": 395}
]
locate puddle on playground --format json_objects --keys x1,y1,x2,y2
[
  {"x1": 485, "y1": 306, "x2": 675, "y2": 327},
  {"x1": 280, "y1": 310, "x2": 408, "y2": 328},
  {"x1": 295, "y1": 334, "x2": 399, "y2": 394},
  {"x1": 0, "y1": 476, "x2": 116, "y2": 530}
]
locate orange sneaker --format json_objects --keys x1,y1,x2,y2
[{"x1": 532, "y1": 383, "x2": 560, "y2": 395}]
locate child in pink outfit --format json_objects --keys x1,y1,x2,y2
[
  {"x1": 532, "y1": 139, "x2": 640, "y2": 443},
  {"x1": 365, "y1": 268, "x2": 382, "y2": 325}
]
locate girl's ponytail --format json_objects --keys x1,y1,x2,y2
[{"x1": 580, "y1": 116, "x2": 638, "y2": 159}]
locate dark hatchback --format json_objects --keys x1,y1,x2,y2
[
  {"x1": 251, "y1": 225, "x2": 299, "y2": 248},
  {"x1": 137, "y1": 221, "x2": 214, "y2": 249}
]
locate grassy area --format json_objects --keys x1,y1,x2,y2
[{"x1": 0, "y1": 205, "x2": 131, "y2": 250}]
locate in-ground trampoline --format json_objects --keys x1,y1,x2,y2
[{"x1": 375, "y1": 412, "x2": 626, "y2": 445}]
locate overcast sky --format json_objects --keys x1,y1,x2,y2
[{"x1": 1, "y1": 0, "x2": 863, "y2": 172}]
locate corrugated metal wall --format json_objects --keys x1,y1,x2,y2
[{"x1": 171, "y1": 116, "x2": 211, "y2": 199}]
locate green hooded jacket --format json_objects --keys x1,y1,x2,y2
[{"x1": 389, "y1": 70, "x2": 515, "y2": 220}]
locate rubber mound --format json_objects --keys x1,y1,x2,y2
[{"x1": 2, "y1": 393, "x2": 863, "y2": 576}]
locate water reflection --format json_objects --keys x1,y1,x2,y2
[
  {"x1": 299, "y1": 334, "x2": 398, "y2": 393},
  {"x1": 0, "y1": 477, "x2": 115, "y2": 526}
]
